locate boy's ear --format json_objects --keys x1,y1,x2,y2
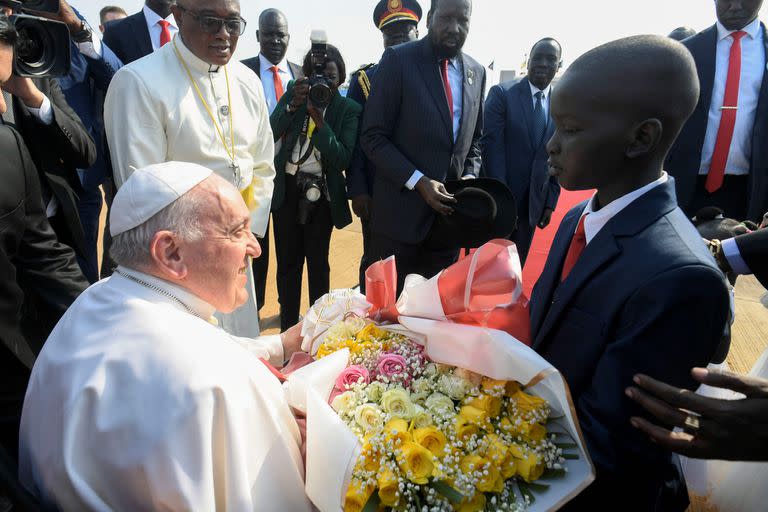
[{"x1": 626, "y1": 118, "x2": 662, "y2": 159}]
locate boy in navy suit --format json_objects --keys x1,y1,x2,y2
[{"x1": 531, "y1": 35, "x2": 730, "y2": 510}]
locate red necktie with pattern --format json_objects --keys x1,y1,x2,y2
[
  {"x1": 270, "y1": 66, "x2": 284, "y2": 102},
  {"x1": 440, "y1": 59, "x2": 454, "y2": 121},
  {"x1": 158, "y1": 20, "x2": 172, "y2": 47},
  {"x1": 706, "y1": 30, "x2": 747, "y2": 193},
  {"x1": 561, "y1": 215, "x2": 587, "y2": 281}
]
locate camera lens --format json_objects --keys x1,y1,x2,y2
[
  {"x1": 16, "y1": 26, "x2": 46, "y2": 64},
  {"x1": 11, "y1": 15, "x2": 71, "y2": 78},
  {"x1": 308, "y1": 82, "x2": 332, "y2": 109}
]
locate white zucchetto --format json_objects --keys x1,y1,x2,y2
[{"x1": 110, "y1": 161, "x2": 213, "y2": 236}]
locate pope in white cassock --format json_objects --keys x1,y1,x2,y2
[
  {"x1": 18, "y1": 162, "x2": 312, "y2": 512},
  {"x1": 104, "y1": 0, "x2": 273, "y2": 337}
]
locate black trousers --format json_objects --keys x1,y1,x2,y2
[
  {"x1": 0, "y1": 345, "x2": 30, "y2": 462},
  {"x1": 251, "y1": 217, "x2": 270, "y2": 312},
  {"x1": 358, "y1": 217, "x2": 373, "y2": 294},
  {"x1": 511, "y1": 195, "x2": 534, "y2": 265},
  {"x1": 273, "y1": 173, "x2": 334, "y2": 331},
  {"x1": 370, "y1": 231, "x2": 458, "y2": 295},
  {"x1": 688, "y1": 174, "x2": 749, "y2": 221}
]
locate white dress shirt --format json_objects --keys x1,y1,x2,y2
[
  {"x1": 529, "y1": 81, "x2": 552, "y2": 120},
  {"x1": 143, "y1": 4, "x2": 178, "y2": 51},
  {"x1": 405, "y1": 56, "x2": 465, "y2": 190},
  {"x1": 699, "y1": 18, "x2": 765, "y2": 176},
  {"x1": 579, "y1": 173, "x2": 669, "y2": 244},
  {"x1": 19, "y1": 267, "x2": 311, "y2": 512},
  {"x1": 259, "y1": 53, "x2": 295, "y2": 114}
]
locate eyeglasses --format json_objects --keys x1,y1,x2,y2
[{"x1": 176, "y1": 5, "x2": 247, "y2": 36}]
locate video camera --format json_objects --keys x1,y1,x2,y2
[
  {"x1": 307, "y1": 30, "x2": 332, "y2": 109},
  {"x1": 2, "y1": 0, "x2": 71, "y2": 77}
]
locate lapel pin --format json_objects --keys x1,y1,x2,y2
[{"x1": 467, "y1": 69, "x2": 474, "y2": 85}]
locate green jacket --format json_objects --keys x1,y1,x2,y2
[{"x1": 270, "y1": 81, "x2": 362, "y2": 229}]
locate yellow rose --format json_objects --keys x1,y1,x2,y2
[
  {"x1": 316, "y1": 343, "x2": 335, "y2": 359},
  {"x1": 454, "y1": 416, "x2": 479, "y2": 440},
  {"x1": 459, "y1": 454, "x2": 499, "y2": 493},
  {"x1": 517, "y1": 450, "x2": 545, "y2": 483},
  {"x1": 525, "y1": 423, "x2": 547, "y2": 443},
  {"x1": 510, "y1": 390, "x2": 548, "y2": 417},
  {"x1": 358, "y1": 442, "x2": 380, "y2": 473},
  {"x1": 377, "y1": 467, "x2": 400, "y2": 507},
  {"x1": 501, "y1": 443, "x2": 524, "y2": 478},
  {"x1": 483, "y1": 434, "x2": 508, "y2": 464},
  {"x1": 505, "y1": 381, "x2": 522, "y2": 396},
  {"x1": 459, "y1": 405, "x2": 489, "y2": 426},
  {"x1": 481, "y1": 378, "x2": 507, "y2": 394},
  {"x1": 385, "y1": 418, "x2": 412, "y2": 445},
  {"x1": 454, "y1": 492, "x2": 486, "y2": 512},
  {"x1": 397, "y1": 442, "x2": 435, "y2": 484},
  {"x1": 466, "y1": 394, "x2": 502, "y2": 418},
  {"x1": 412, "y1": 427, "x2": 448, "y2": 457},
  {"x1": 343, "y1": 478, "x2": 374, "y2": 512},
  {"x1": 356, "y1": 323, "x2": 387, "y2": 342},
  {"x1": 381, "y1": 388, "x2": 416, "y2": 420}
]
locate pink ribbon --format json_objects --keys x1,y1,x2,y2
[{"x1": 365, "y1": 240, "x2": 531, "y2": 344}]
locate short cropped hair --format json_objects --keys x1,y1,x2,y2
[
  {"x1": 301, "y1": 44, "x2": 346, "y2": 87},
  {"x1": 99, "y1": 5, "x2": 127, "y2": 25},
  {"x1": 0, "y1": 14, "x2": 17, "y2": 47}
]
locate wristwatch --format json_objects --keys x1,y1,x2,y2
[{"x1": 71, "y1": 20, "x2": 93, "y2": 44}]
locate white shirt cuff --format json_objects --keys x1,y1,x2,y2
[
  {"x1": 722, "y1": 237, "x2": 752, "y2": 276},
  {"x1": 27, "y1": 95, "x2": 53, "y2": 125},
  {"x1": 232, "y1": 334, "x2": 285, "y2": 367},
  {"x1": 405, "y1": 170, "x2": 424, "y2": 190},
  {"x1": 76, "y1": 32, "x2": 103, "y2": 59}
]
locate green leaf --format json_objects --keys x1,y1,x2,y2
[
  {"x1": 525, "y1": 482, "x2": 550, "y2": 492},
  {"x1": 362, "y1": 491, "x2": 381, "y2": 512},
  {"x1": 430, "y1": 480, "x2": 464, "y2": 504},
  {"x1": 542, "y1": 468, "x2": 568, "y2": 479},
  {"x1": 517, "y1": 481, "x2": 537, "y2": 504},
  {"x1": 554, "y1": 442, "x2": 578, "y2": 449},
  {"x1": 562, "y1": 453, "x2": 580, "y2": 460}
]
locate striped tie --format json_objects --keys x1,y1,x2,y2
[{"x1": 532, "y1": 90, "x2": 547, "y2": 147}]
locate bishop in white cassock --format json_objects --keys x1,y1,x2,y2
[
  {"x1": 19, "y1": 162, "x2": 311, "y2": 512},
  {"x1": 104, "y1": 0, "x2": 274, "y2": 337}
]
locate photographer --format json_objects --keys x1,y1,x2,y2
[{"x1": 270, "y1": 42, "x2": 361, "y2": 332}]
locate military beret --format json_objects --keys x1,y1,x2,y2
[{"x1": 373, "y1": 0, "x2": 422, "y2": 30}]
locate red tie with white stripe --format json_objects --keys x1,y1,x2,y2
[{"x1": 706, "y1": 30, "x2": 747, "y2": 193}]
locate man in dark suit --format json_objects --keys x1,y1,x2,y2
[
  {"x1": 361, "y1": 0, "x2": 485, "y2": 293},
  {"x1": 0, "y1": 14, "x2": 88, "y2": 462},
  {"x1": 666, "y1": 0, "x2": 767, "y2": 222},
  {"x1": 241, "y1": 8, "x2": 301, "y2": 315},
  {"x1": 103, "y1": 0, "x2": 176, "y2": 65},
  {"x1": 347, "y1": 0, "x2": 421, "y2": 292},
  {"x1": 0, "y1": 5, "x2": 97, "y2": 275},
  {"x1": 532, "y1": 36, "x2": 729, "y2": 510},
  {"x1": 482, "y1": 38, "x2": 562, "y2": 264}
]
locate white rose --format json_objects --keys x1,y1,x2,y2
[
  {"x1": 425, "y1": 392, "x2": 456, "y2": 416},
  {"x1": 344, "y1": 316, "x2": 367, "y2": 335},
  {"x1": 331, "y1": 391, "x2": 356, "y2": 414},
  {"x1": 354, "y1": 403, "x2": 384, "y2": 432},
  {"x1": 324, "y1": 322, "x2": 355, "y2": 342},
  {"x1": 423, "y1": 363, "x2": 439, "y2": 378},
  {"x1": 410, "y1": 405, "x2": 434, "y2": 429},
  {"x1": 437, "y1": 374, "x2": 472, "y2": 401},
  {"x1": 380, "y1": 388, "x2": 416, "y2": 420},
  {"x1": 412, "y1": 378, "x2": 433, "y2": 395},
  {"x1": 366, "y1": 381, "x2": 387, "y2": 403}
]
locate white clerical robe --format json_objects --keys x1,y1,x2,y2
[
  {"x1": 104, "y1": 35, "x2": 275, "y2": 337},
  {"x1": 19, "y1": 268, "x2": 312, "y2": 512}
]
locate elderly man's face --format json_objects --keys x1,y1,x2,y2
[
  {"x1": 181, "y1": 176, "x2": 260, "y2": 313},
  {"x1": 173, "y1": 0, "x2": 242, "y2": 66}
]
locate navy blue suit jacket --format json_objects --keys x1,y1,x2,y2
[
  {"x1": 530, "y1": 179, "x2": 729, "y2": 510},
  {"x1": 102, "y1": 11, "x2": 153, "y2": 65},
  {"x1": 346, "y1": 63, "x2": 378, "y2": 198},
  {"x1": 665, "y1": 23, "x2": 768, "y2": 222},
  {"x1": 481, "y1": 78, "x2": 560, "y2": 227},
  {"x1": 360, "y1": 37, "x2": 486, "y2": 244},
  {"x1": 58, "y1": 8, "x2": 123, "y2": 188}
]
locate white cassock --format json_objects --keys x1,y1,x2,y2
[
  {"x1": 19, "y1": 267, "x2": 311, "y2": 512},
  {"x1": 104, "y1": 35, "x2": 275, "y2": 337}
]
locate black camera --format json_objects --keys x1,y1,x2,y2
[
  {"x1": 307, "y1": 30, "x2": 332, "y2": 109},
  {"x1": 2, "y1": 0, "x2": 71, "y2": 77},
  {"x1": 295, "y1": 172, "x2": 325, "y2": 225}
]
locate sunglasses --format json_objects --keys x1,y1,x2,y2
[{"x1": 177, "y1": 5, "x2": 247, "y2": 36}]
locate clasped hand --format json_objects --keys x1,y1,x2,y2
[{"x1": 415, "y1": 176, "x2": 456, "y2": 215}]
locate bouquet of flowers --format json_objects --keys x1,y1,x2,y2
[
  {"x1": 316, "y1": 320, "x2": 580, "y2": 511},
  {"x1": 284, "y1": 240, "x2": 594, "y2": 511}
]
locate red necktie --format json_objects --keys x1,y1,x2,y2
[
  {"x1": 259, "y1": 358, "x2": 287, "y2": 382},
  {"x1": 561, "y1": 215, "x2": 587, "y2": 281},
  {"x1": 158, "y1": 20, "x2": 172, "y2": 47},
  {"x1": 440, "y1": 59, "x2": 454, "y2": 121},
  {"x1": 270, "y1": 66, "x2": 284, "y2": 102},
  {"x1": 706, "y1": 30, "x2": 747, "y2": 193}
]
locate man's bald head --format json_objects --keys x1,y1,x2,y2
[{"x1": 559, "y1": 35, "x2": 699, "y2": 149}]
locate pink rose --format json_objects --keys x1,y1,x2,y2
[
  {"x1": 335, "y1": 365, "x2": 370, "y2": 389},
  {"x1": 376, "y1": 353, "x2": 409, "y2": 379}
]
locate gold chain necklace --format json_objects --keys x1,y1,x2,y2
[{"x1": 173, "y1": 40, "x2": 240, "y2": 184}]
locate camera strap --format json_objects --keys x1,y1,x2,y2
[{"x1": 287, "y1": 114, "x2": 318, "y2": 167}]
